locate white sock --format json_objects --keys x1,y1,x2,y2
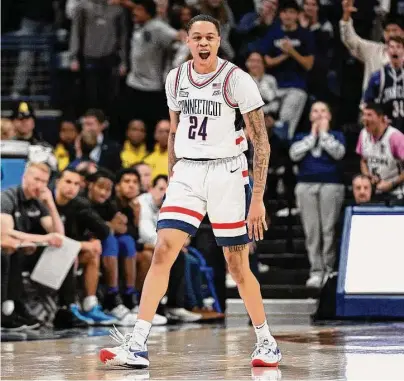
[
  {"x1": 254, "y1": 320, "x2": 273, "y2": 344},
  {"x1": 131, "y1": 319, "x2": 152, "y2": 349},
  {"x1": 2, "y1": 300, "x2": 15, "y2": 316},
  {"x1": 82, "y1": 296, "x2": 98, "y2": 312}
]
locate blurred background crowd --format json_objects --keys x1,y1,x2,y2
[{"x1": 1, "y1": 0, "x2": 403, "y2": 331}]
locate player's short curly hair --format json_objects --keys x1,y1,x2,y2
[{"x1": 186, "y1": 14, "x2": 221, "y2": 36}]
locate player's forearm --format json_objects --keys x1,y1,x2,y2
[
  {"x1": 8, "y1": 230, "x2": 48, "y2": 243},
  {"x1": 264, "y1": 54, "x2": 288, "y2": 68},
  {"x1": 392, "y1": 172, "x2": 404, "y2": 187},
  {"x1": 360, "y1": 158, "x2": 371, "y2": 177},
  {"x1": 288, "y1": 50, "x2": 314, "y2": 71},
  {"x1": 246, "y1": 108, "x2": 270, "y2": 200},
  {"x1": 168, "y1": 111, "x2": 180, "y2": 176},
  {"x1": 168, "y1": 130, "x2": 178, "y2": 176},
  {"x1": 47, "y1": 202, "x2": 65, "y2": 235}
]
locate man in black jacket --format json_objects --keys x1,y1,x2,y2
[
  {"x1": 77, "y1": 109, "x2": 122, "y2": 173},
  {"x1": 53, "y1": 168, "x2": 116, "y2": 327}
]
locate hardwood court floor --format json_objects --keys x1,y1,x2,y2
[{"x1": 2, "y1": 319, "x2": 404, "y2": 380}]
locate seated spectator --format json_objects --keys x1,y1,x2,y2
[
  {"x1": 134, "y1": 162, "x2": 153, "y2": 193},
  {"x1": 54, "y1": 120, "x2": 79, "y2": 171},
  {"x1": 137, "y1": 175, "x2": 201, "y2": 322},
  {"x1": 290, "y1": 101, "x2": 346, "y2": 288},
  {"x1": 144, "y1": 120, "x2": 169, "y2": 179},
  {"x1": 199, "y1": 0, "x2": 236, "y2": 60},
  {"x1": 113, "y1": 169, "x2": 142, "y2": 303},
  {"x1": 0, "y1": 118, "x2": 15, "y2": 140},
  {"x1": 53, "y1": 169, "x2": 117, "y2": 328},
  {"x1": 11, "y1": 102, "x2": 57, "y2": 171},
  {"x1": 356, "y1": 102, "x2": 404, "y2": 201},
  {"x1": 299, "y1": 0, "x2": 334, "y2": 101},
  {"x1": 76, "y1": 109, "x2": 122, "y2": 173},
  {"x1": 1, "y1": 162, "x2": 64, "y2": 330},
  {"x1": 86, "y1": 170, "x2": 138, "y2": 326},
  {"x1": 68, "y1": 129, "x2": 98, "y2": 170},
  {"x1": 352, "y1": 174, "x2": 373, "y2": 204},
  {"x1": 120, "y1": 120, "x2": 149, "y2": 168},
  {"x1": 340, "y1": 0, "x2": 403, "y2": 93},
  {"x1": 257, "y1": 0, "x2": 314, "y2": 139},
  {"x1": 237, "y1": 0, "x2": 279, "y2": 64},
  {"x1": 363, "y1": 36, "x2": 404, "y2": 133}
]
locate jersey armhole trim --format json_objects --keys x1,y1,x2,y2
[
  {"x1": 223, "y1": 66, "x2": 239, "y2": 109},
  {"x1": 174, "y1": 64, "x2": 184, "y2": 98}
]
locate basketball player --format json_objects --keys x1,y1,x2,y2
[
  {"x1": 99, "y1": 14, "x2": 282, "y2": 368},
  {"x1": 357, "y1": 102, "x2": 404, "y2": 200}
]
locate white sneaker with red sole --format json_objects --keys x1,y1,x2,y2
[
  {"x1": 99, "y1": 327, "x2": 149, "y2": 368},
  {"x1": 251, "y1": 338, "x2": 282, "y2": 367}
]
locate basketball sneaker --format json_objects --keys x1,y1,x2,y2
[
  {"x1": 107, "y1": 304, "x2": 138, "y2": 326},
  {"x1": 251, "y1": 338, "x2": 282, "y2": 367},
  {"x1": 131, "y1": 306, "x2": 168, "y2": 326},
  {"x1": 82, "y1": 305, "x2": 117, "y2": 326},
  {"x1": 99, "y1": 326, "x2": 149, "y2": 368}
]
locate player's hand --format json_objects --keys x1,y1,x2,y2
[
  {"x1": 45, "y1": 233, "x2": 64, "y2": 247},
  {"x1": 39, "y1": 187, "x2": 55, "y2": 206},
  {"x1": 119, "y1": 64, "x2": 127, "y2": 76},
  {"x1": 318, "y1": 118, "x2": 330, "y2": 133},
  {"x1": 115, "y1": 212, "x2": 128, "y2": 225},
  {"x1": 247, "y1": 199, "x2": 268, "y2": 241},
  {"x1": 376, "y1": 180, "x2": 393, "y2": 192},
  {"x1": 311, "y1": 122, "x2": 319, "y2": 136},
  {"x1": 299, "y1": 12, "x2": 309, "y2": 28},
  {"x1": 70, "y1": 59, "x2": 80, "y2": 72},
  {"x1": 81, "y1": 239, "x2": 102, "y2": 255},
  {"x1": 279, "y1": 38, "x2": 294, "y2": 54},
  {"x1": 342, "y1": 0, "x2": 357, "y2": 17},
  {"x1": 370, "y1": 175, "x2": 380, "y2": 185},
  {"x1": 1, "y1": 236, "x2": 22, "y2": 254}
]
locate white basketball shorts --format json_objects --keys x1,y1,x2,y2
[{"x1": 157, "y1": 154, "x2": 252, "y2": 246}]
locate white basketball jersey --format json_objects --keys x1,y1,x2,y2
[
  {"x1": 359, "y1": 126, "x2": 404, "y2": 197},
  {"x1": 165, "y1": 58, "x2": 264, "y2": 159}
]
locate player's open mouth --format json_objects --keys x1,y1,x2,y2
[
  {"x1": 199, "y1": 51, "x2": 210, "y2": 60},
  {"x1": 391, "y1": 54, "x2": 399, "y2": 59}
]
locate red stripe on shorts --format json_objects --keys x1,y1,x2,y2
[
  {"x1": 235, "y1": 136, "x2": 244, "y2": 145},
  {"x1": 242, "y1": 170, "x2": 248, "y2": 177},
  {"x1": 211, "y1": 221, "x2": 246, "y2": 229},
  {"x1": 160, "y1": 206, "x2": 204, "y2": 221}
]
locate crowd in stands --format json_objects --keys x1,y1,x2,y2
[{"x1": 1, "y1": 0, "x2": 404, "y2": 329}]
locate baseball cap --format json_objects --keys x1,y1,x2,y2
[{"x1": 11, "y1": 101, "x2": 35, "y2": 119}]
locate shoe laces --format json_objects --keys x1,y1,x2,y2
[
  {"x1": 109, "y1": 325, "x2": 132, "y2": 348},
  {"x1": 253, "y1": 339, "x2": 277, "y2": 356}
]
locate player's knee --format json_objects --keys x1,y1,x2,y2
[
  {"x1": 227, "y1": 256, "x2": 245, "y2": 285},
  {"x1": 153, "y1": 239, "x2": 174, "y2": 267}
]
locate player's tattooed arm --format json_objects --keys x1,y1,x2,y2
[
  {"x1": 243, "y1": 107, "x2": 270, "y2": 199},
  {"x1": 168, "y1": 109, "x2": 180, "y2": 176}
]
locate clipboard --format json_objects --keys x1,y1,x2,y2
[{"x1": 30, "y1": 236, "x2": 81, "y2": 290}]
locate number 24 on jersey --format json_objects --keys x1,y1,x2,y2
[{"x1": 188, "y1": 116, "x2": 208, "y2": 141}]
